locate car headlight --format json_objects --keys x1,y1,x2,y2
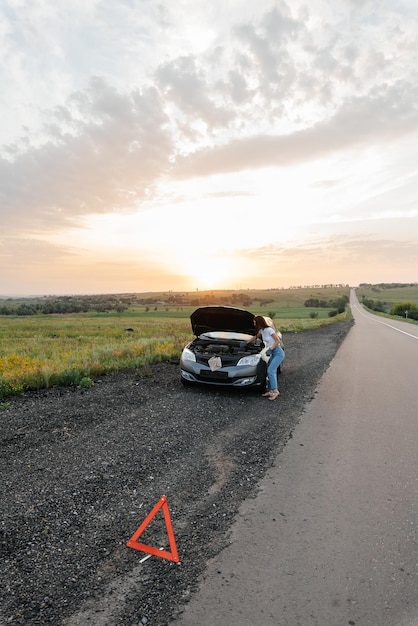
[
  {"x1": 181, "y1": 347, "x2": 196, "y2": 362},
  {"x1": 237, "y1": 354, "x2": 261, "y2": 366}
]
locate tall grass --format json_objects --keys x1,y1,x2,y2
[{"x1": 0, "y1": 315, "x2": 190, "y2": 397}]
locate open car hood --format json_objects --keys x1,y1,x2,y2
[{"x1": 190, "y1": 306, "x2": 255, "y2": 336}]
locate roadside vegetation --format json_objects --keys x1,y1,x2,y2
[
  {"x1": 356, "y1": 283, "x2": 418, "y2": 321},
  {"x1": 1, "y1": 285, "x2": 352, "y2": 398}
]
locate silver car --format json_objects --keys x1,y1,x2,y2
[{"x1": 180, "y1": 306, "x2": 282, "y2": 391}]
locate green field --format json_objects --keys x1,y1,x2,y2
[
  {"x1": 0, "y1": 285, "x2": 352, "y2": 398},
  {"x1": 356, "y1": 284, "x2": 418, "y2": 306}
]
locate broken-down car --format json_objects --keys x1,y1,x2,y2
[{"x1": 180, "y1": 306, "x2": 283, "y2": 391}]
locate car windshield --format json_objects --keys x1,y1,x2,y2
[{"x1": 199, "y1": 331, "x2": 254, "y2": 340}]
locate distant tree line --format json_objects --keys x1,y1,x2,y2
[
  {"x1": 289, "y1": 284, "x2": 349, "y2": 289},
  {"x1": 0, "y1": 295, "x2": 133, "y2": 316},
  {"x1": 359, "y1": 282, "x2": 417, "y2": 290},
  {"x1": 186, "y1": 293, "x2": 254, "y2": 307},
  {"x1": 0, "y1": 291, "x2": 260, "y2": 315},
  {"x1": 304, "y1": 295, "x2": 349, "y2": 314}
]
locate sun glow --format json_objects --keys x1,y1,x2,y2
[{"x1": 182, "y1": 254, "x2": 240, "y2": 290}]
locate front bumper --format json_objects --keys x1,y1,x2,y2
[{"x1": 180, "y1": 361, "x2": 266, "y2": 387}]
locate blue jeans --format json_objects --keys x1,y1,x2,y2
[{"x1": 267, "y1": 346, "x2": 285, "y2": 391}]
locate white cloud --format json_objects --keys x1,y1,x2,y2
[{"x1": 0, "y1": 79, "x2": 173, "y2": 233}]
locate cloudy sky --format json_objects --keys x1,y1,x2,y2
[{"x1": 1, "y1": 0, "x2": 417, "y2": 295}]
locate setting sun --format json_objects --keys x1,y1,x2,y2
[{"x1": 181, "y1": 255, "x2": 240, "y2": 290}]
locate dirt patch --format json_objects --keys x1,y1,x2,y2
[{"x1": 0, "y1": 321, "x2": 353, "y2": 625}]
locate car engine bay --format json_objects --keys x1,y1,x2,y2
[{"x1": 191, "y1": 337, "x2": 263, "y2": 357}]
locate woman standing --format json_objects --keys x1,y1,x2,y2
[{"x1": 247, "y1": 315, "x2": 285, "y2": 400}]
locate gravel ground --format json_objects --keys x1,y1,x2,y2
[{"x1": 0, "y1": 321, "x2": 353, "y2": 626}]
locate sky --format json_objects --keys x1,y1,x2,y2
[{"x1": 1, "y1": 0, "x2": 418, "y2": 295}]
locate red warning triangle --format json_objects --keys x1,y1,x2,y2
[{"x1": 126, "y1": 495, "x2": 180, "y2": 563}]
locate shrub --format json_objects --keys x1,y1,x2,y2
[
  {"x1": 0, "y1": 376, "x2": 24, "y2": 399},
  {"x1": 79, "y1": 376, "x2": 94, "y2": 389},
  {"x1": 390, "y1": 302, "x2": 418, "y2": 319},
  {"x1": 361, "y1": 297, "x2": 386, "y2": 313}
]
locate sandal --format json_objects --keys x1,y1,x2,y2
[{"x1": 268, "y1": 390, "x2": 280, "y2": 400}]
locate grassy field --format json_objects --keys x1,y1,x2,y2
[
  {"x1": 355, "y1": 284, "x2": 418, "y2": 307},
  {"x1": 1, "y1": 285, "x2": 352, "y2": 398}
]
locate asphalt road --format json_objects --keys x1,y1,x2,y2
[{"x1": 176, "y1": 289, "x2": 418, "y2": 626}]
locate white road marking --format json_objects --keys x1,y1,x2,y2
[{"x1": 353, "y1": 304, "x2": 418, "y2": 340}]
